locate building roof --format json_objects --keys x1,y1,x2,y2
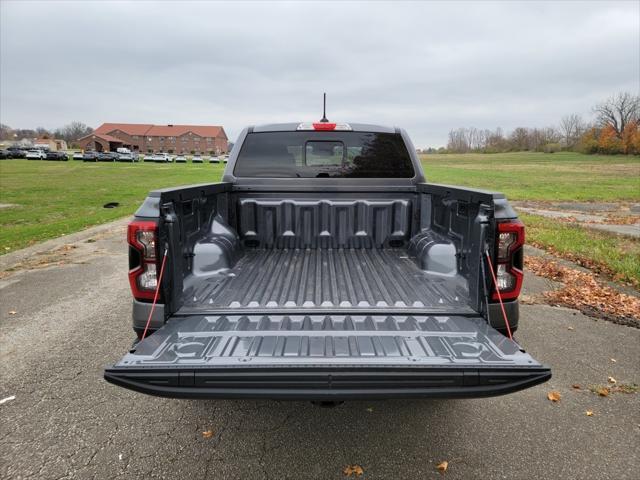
[
  {"x1": 77, "y1": 132, "x2": 124, "y2": 143},
  {"x1": 145, "y1": 124, "x2": 224, "y2": 138},
  {"x1": 95, "y1": 123, "x2": 153, "y2": 136},
  {"x1": 93, "y1": 123, "x2": 226, "y2": 138}
]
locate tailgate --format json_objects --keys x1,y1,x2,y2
[{"x1": 104, "y1": 314, "x2": 550, "y2": 400}]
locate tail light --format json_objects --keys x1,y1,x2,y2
[
  {"x1": 297, "y1": 122, "x2": 352, "y2": 131},
  {"x1": 128, "y1": 221, "x2": 159, "y2": 301},
  {"x1": 492, "y1": 220, "x2": 524, "y2": 301}
]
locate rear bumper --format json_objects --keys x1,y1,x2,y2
[{"x1": 104, "y1": 365, "x2": 551, "y2": 400}]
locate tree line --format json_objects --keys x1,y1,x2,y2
[
  {"x1": 0, "y1": 121, "x2": 93, "y2": 148},
  {"x1": 443, "y1": 92, "x2": 639, "y2": 155}
]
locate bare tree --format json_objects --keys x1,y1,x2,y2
[
  {"x1": 54, "y1": 121, "x2": 93, "y2": 144},
  {"x1": 559, "y1": 114, "x2": 585, "y2": 148},
  {"x1": 509, "y1": 127, "x2": 529, "y2": 151},
  {"x1": 0, "y1": 123, "x2": 12, "y2": 140},
  {"x1": 35, "y1": 127, "x2": 51, "y2": 137},
  {"x1": 593, "y1": 92, "x2": 640, "y2": 138}
]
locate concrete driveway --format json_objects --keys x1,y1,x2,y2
[{"x1": 1, "y1": 221, "x2": 638, "y2": 479}]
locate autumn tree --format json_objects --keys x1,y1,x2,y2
[
  {"x1": 621, "y1": 121, "x2": 640, "y2": 155},
  {"x1": 593, "y1": 92, "x2": 640, "y2": 138},
  {"x1": 597, "y1": 125, "x2": 623, "y2": 154}
]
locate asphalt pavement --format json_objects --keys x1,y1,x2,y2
[{"x1": 1, "y1": 221, "x2": 638, "y2": 479}]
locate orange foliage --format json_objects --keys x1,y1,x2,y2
[
  {"x1": 597, "y1": 125, "x2": 623, "y2": 154},
  {"x1": 621, "y1": 120, "x2": 640, "y2": 155}
]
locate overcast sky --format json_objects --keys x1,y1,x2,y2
[{"x1": 1, "y1": 1, "x2": 638, "y2": 147}]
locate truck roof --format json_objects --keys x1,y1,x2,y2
[{"x1": 252, "y1": 122, "x2": 396, "y2": 134}]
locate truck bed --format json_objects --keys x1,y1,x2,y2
[{"x1": 179, "y1": 247, "x2": 474, "y2": 314}]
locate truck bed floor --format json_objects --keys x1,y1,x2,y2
[{"x1": 179, "y1": 248, "x2": 473, "y2": 313}]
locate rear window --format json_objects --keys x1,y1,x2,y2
[{"x1": 234, "y1": 131, "x2": 415, "y2": 178}]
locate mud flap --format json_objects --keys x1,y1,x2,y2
[{"x1": 105, "y1": 314, "x2": 550, "y2": 400}]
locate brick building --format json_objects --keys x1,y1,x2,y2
[
  {"x1": 78, "y1": 123, "x2": 228, "y2": 155},
  {"x1": 34, "y1": 135, "x2": 68, "y2": 151}
]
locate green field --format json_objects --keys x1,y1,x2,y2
[
  {"x1": 0, "y1": 160, "x2": 225, "y2": 252},
  {"x1": 1, "y1": 154, "x2": 639, "y2": 285},
  {"x1": 420, "y1": 151, "x2": 640, "y2": 201}
]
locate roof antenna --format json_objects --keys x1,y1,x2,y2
[{"x1": 320, "y1": 93, "x2": 329, "y2": 123}]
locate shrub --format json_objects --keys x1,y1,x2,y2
[{"x1": 543, "y1": 143, "x2": 562, "y2": 153}]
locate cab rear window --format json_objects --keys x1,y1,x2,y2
[{"x1": 234, "y1": 131, "x2": 415, "y2": 178}]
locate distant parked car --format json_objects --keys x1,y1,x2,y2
[
  {"x1": 72, "y1": 151, "x2": 84, "y2": 160},
  {"x1": 154, "y1": 152, "x2": 172, "y2": 163},
  {"x1": 143, "y1": 153, "x2": 155, "y2": 162},
  {"x1": 83, "y1": 151, "x2": 99, "y2": 162},
  {"x1": 174, "y1": 155, "x2": 187, "y2": 163},
  {"x1": 192, "y1": 155, "x2": 203, "y2": 163},
  {"x1": 6, "y1": 147, "x2": 26, "y2": 158},
  {"x1": 222, "y1": 154, "x2": 229, "y2": 163},
  {"x1": 26, "y1": 149, "x2": 47, "y2": 160},
  {"x1": 117, "y1": 151, "x2": 138, "y2": 162},
  {"x1": 209, "y1": 156, "x2": 221, "y2": 164},
  {"x1": 46, "y1": 151, "x2": 69, "y2": 161},
  {"x1": 0, "y1": 150, "x2": 11, "y2": 159},
  {"x1": 98, "y1": 152, "x2": 119, "y2": 162}
]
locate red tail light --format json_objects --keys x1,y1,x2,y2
[
  {"x1": 128, "y1": 221, "x2": 159, "y2": 301},
  {"x1": 312, "y1": 122, "x2": 337, "y2": 131},
  {"x1": 492, "y1": 220, "x2": 524, "y2": 301}
]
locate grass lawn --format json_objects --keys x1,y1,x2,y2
[
  {"x1": 1, "y1": 153, "x2": 639, "y2": 288},
  {"x1": 520, "y1": 213, "x2": 640, "y2": 287},
  {"x1": 420, "y1": 151, "x2": 640, "y2": 202},
  {"x1": 0, "y1": 160, "x2": 225, "y2": 252}
]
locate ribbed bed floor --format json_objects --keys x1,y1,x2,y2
[{"x1": 179, "y1": 248, "x2": 472, "y2": 313}]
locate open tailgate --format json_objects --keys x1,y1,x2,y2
[{"x1": 104, "y1": 314, "x2": 550, "y2": 400}]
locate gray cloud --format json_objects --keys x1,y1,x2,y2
[{"x1": 1, "y1": 0, "x2": 638, "y2": 147}]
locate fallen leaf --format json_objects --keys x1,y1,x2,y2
[
  {"x1": 202, "y1": 430, "x2": 214, "y2": 439},
  {"x1": 366, "y1": 407, "x2": 374, "y2": 413},
  {"x1": 547, "y1": 391, "x2": 561, "y2": 402},
  {"x1": 585, "y1": 410, "x2": 594, "y2": 416},
  {"x1": 525, "y1": 256, "x2": 640, "y2": 320},
  {"x1": 614, "y1": 383, "x2": 639, "y2": 394},
  {"x1": 596, "y1": 387, "x2": 610, "y2": 397},
  {"x1": 608, "y1": 376, "x2": 617, "y2": 384},
  {"x1": 567, "y1": 326, "x2": 574, "y2": 331},
  {"x1": 436, "y1": 461, "x2": 449, "y2": 473},
  {"x1": 8, "y1": 310, "x2": 17, "y2": 315},
  {"x1": 610, "y1": 358, "x2": 617, "y2": 363},
  {"x1": 571, "y1": 384, "x2": 581, "y2": 390},
  {"x1": 343, "y1": 465, "x2": 364, "y2": 477}
]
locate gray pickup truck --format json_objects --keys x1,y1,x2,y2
[{"x1": 105, "y1": 121, "x2": 551, "y2": 400}]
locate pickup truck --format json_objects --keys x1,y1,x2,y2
[{"x1": 105, "y1": 121, "x2": 551, "y2": 400}]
